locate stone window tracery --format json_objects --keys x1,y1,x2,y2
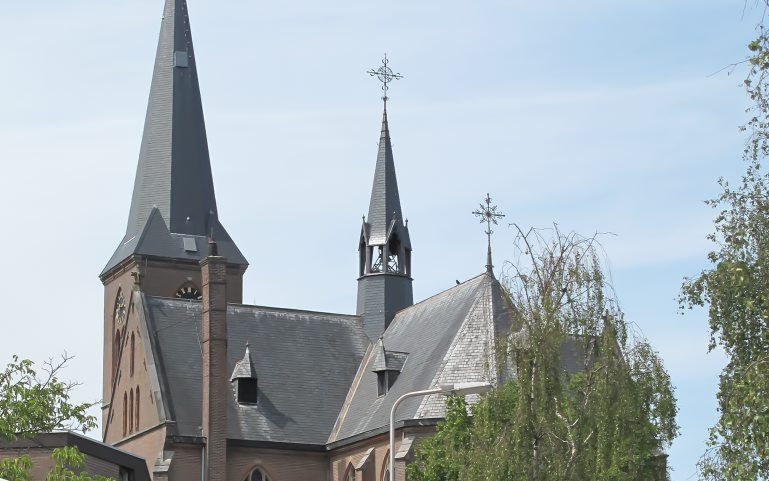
[
  {"x1": 243, "y1": 467, "x2": 272, "y2": 481},
  {"x1": 344, "y1": 463, "x2": 355, "y2": 481},
  {"x1": 380, "y1": 452, "x2": 390, "y2": 481}
]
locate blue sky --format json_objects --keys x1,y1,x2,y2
[{"x1": 0, "y1": 0, "x2": 760, "y2": 478}]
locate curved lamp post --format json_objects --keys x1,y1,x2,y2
[{"x1": 388, "y1": 382, "x2": 493, "y2": 480}]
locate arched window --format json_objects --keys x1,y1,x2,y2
[
  {"x1": 130, "y1": 333, "x2": 135, "y2": 377},
  {"x1": 129, "y1": 389, "x2": 134, "y2": 434},
  {"x1": 113, "y1": 290, "x2": 126, "y2": 380},
  {"x1": 242, "y1": 467, "x2": 272, "y2": 481},
  {"x1": 380, "y1": 451, "x2": 390, "y2": 481},
  {"x1": 113, "y1": 330, "x2": 121, "y2": 380},
  {"x1": 135, "y1": 386, "x2": 140, "y2": 431},
  {"x1": 343, "y1": 463, "x2": 355, "y2": 481},
  {"x1": 122, "y1": 392, "x2": 127, "y2": 437}
]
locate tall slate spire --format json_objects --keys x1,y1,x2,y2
[
  {"x1": 357, "y1": 108, "x2": 413, "y2": 342},
  {"x1": 128, "y1": 0, "x2": 213, "y2": 237},
  {"x1": 101, "y1": 0, "x2": 246, "y2": 277}
]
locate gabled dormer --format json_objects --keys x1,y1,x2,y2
[
  {"x1": 231, "y1": 344, "x2": 258, "y2": 405},
  {"x1": 371, "y1": 337, "x2": 408, "y2": 396}
]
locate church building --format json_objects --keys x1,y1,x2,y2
[{"x1": 99, "y1": 1, "x2": 518, "y2": 480}]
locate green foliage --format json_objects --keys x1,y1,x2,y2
[
  {"x1": 678, "y1": 4, "x2": 769, "y2": 479},
  {"x1": 0, "y1": 356, "x2": 113, "y2": 481},
  {"x1": 0, "y1": 454, "x2": 32, "y2": 481},
  {"x1": 0, "y1": 355, "x2": 96, "y2": 441},
  {"x1": 45, "y1": 446, "x2": 113, "y2": 481},
  {"x1": 409, "y1": 227, "x2": 678, "y2": 481}
]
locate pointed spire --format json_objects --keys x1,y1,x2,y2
[
  {"x1": 126, "y1": 0, "x2": 216, "y2": 238},
  {"x1": 365, "y1": 108, "x2": 410, "y2": 248},
  {"x1": 230, "y1": 343, "x2": 257, "y2": 381},
  {"x1": 102, "y1": 0, "x2": 248, "y2": 277}
]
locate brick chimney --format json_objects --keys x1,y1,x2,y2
[{"x1": 200, "y1": 239, "x2": 227, "y2": 481}]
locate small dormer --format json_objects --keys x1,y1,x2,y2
[
  {"x1": 371, "y1": 338, "x2": 408, "y2": 397},
  {"x1": 231, "y1": 344, "x2": 258, "y2": 404}
]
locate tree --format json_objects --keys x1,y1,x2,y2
[
  {"x1": 408, "y1": 226, "x2": 678, "y2": 481},
  {"x1": 0, "y1": 355, "x2": 113, "y2": 481},
  {"x1": 677, "y1": 3, "x2": 769, "y2": 480}
]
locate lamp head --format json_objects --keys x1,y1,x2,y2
[{"x1": 440, "y1": 381, "x2": 493, "y2": 397}]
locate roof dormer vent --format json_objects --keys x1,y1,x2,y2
[
  {"x1": 371, "y1": 337, "x2": 408, "y2": 397},
  {"x1": 231, "y1": 343, "x2": 258, "y2": 404}
]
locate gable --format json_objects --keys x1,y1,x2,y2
[{"x1": 329, "y1": 272, "x2": 515, "y2": 442}]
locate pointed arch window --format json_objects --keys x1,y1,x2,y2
[
  {"x1": 130, "y1": 333, "x2": 135, "y2": 377},
  {"x1": 380, "y1": 451, "x2": 390, "y2": 481},
  {"x1": 242, "y1": 467, "x2": 272, "y2": 481},
  {"x1": 371, "y1": 246, "x2": 383, "y2": 273},
  {"x1": 343, "y1": 463, "x2": 355, "y2": 481},
  {"x1": 135, "y1": 386, "x2": 140, "y2": 432},
  {"x1": 387, "y1": 235, "x2": 401, "y2": 273},
  {"x1": 113, "y1": 331, "x2": 121, "y2": 381},
  {"x1": 128, "y1": 389, "x2": 134, "y2": 434},
  {"x1": 122, "y1": 392, "x2": 127, "y2": 437}
]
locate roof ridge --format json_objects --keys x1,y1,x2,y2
[
  {"x1": 397, "y1": 271, "x2": 489, "y2": 313},
  {"x1": 144, "y1": 296, "x2": 362, "y2": 320}
]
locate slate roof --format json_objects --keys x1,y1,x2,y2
[
  {"x1": 141, "y1": 296, "x2": 369, "y2": 445},
  {"x1": 102, "y1": 208, "x2": 247, "y2": 276},
  {"x1": 102, "y1": 0, "x2": 246, "y2": 276},
  {"x1": 363, "y1": 110, "x2": 411, "y2": 248},
  {"x1": 330, "y1": 272, "x2": 517, "y2": 442}
]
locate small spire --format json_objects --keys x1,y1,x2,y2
[
  {"x1": 231, "y1": 343, "x2": 257, "y2": 381},
  {"x1": 472, "y1": 193, "x2": 505, "y2": 274}
]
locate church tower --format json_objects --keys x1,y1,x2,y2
[
  {"x1": 100, "y1": 0, "x2": 248, "y2": 295},
  {"x1": 356, "y1": 83, "x2": 413, "y2": 341},
  {"x1": 99, "y1": 0, "x2": 247, "y2": 425}
]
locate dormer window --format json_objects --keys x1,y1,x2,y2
[
  {"x1": 231, "y1": 343, "x2": 258, "y2": 405},
  {"x1": 237, "y1": 378, "x2": 258, "y2": 404},
  {"x1": 371, "y1": 338, "x2": 408, "y2": 397},
  {"x1": 376, "y1": 370, "x2": 400, "y2": 397}
]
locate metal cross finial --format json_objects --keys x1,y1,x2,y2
[
  {"x1": 472, "y1": 194, "x2": 505, "y2": 273},
  {"x1": 367, "y1": 53, "x2": 403, "y2": 109}
]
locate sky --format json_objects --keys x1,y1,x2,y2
[{"x1": 0, "y1": 0, "x2": 761, "y2": 478}]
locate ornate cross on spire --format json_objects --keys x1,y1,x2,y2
[
  {"x1": 367, "y1": 53, "x2": 403, "y2": 110},
  {"x1": 473, "y1": 194, "x2": 505, "y2": 273}
]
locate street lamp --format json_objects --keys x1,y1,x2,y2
[{"x1": 388, "y1": 382, "x2": 493, "y2": 480}]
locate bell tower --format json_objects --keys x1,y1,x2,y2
[{"x1": 357, "y1": 56, "x2": 413, "y2": 342}]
